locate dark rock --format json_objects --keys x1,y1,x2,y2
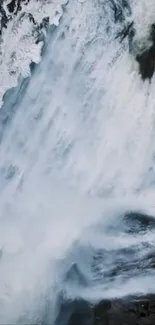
[
  {"x1": 115, "y1": 15, "x2": 155, "y2": 80},
  {"x1": 7, "y1": 0, "x2": 17, "y2": 13},
  {"x1": 136, "y1": 46, "x2": 155, "y2": 80},
  {"x1": 55, "y1": 298, "x2": 93, "y2": 325},
  {"x1": 0, "y1": 3, "x2": 9, "y2": 33},
  {"x1": 94, "y1": 300, "x2": 111, "y2": 325},
  {"x1": 116, "y1": 21, "x2": 155, "y2": 80},
  {"x1": 92, "y1": 295, "x2": 155, "y2": 325},
  {"x1": 56, "y1": 296, "x2": 155, "y2": 325},
  {"x1": 94, "y1": 300, "x2": 112, "y2": 315},
  {"x1": 0, "y1": 0, "x2": 49, "y2": 39},
  {"x1": 135, "y1": 23, "x2": 155, "y2": 80},
  {"x1": 67, "y1": 300, "x2": 93, "y2": 325},
  {"x1": 7, "y1": 0, "x2": 30, "y2": 15}
]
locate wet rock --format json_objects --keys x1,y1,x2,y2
[
  {"x1": 0, "y1": 0, "x2": 22, "y2": 35},
  {"x1": 0, "y1": 0, "x2": 49, "y2": 37},
  {"x1": 135, "y1": 24, "x2": 155, "y2": 80},
  {"x1": 57, "y1": 296, "x2": 155, "y2": 325},
  {"x1": 7, "y1": 0, "x2": 17, "y2": 13},
  {"x1": 7, "y1": 0, "x2": 30, "y2": 15},
  {"x1": 94, "y1": 300, "x2": 112, "y2": 316},
  {"x1": 115, "y1": 17, "x2": 155, "y2": 80},
  {"x1": 55, "y1": 298, "x2": 93, "y2": 325},
  {"x1": 116, "y1": 22, "x2": 155, "y2": 80},
  {"x1": 93, "y1": 300, "x2": 111, "y2": 325},
  {"x1": 136, "y1": 46, "x2": 155, "y2": 80},
  {"x1": 67, "y1": 300, "x2": 93, "y2": 325},
  {"x1": 93, "y1": 295, "x2": 155, "y2": 325},
  {"x1": 0, "y1": 2, "x2": 9, "y2": 33}
]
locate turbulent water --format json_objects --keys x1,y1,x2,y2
[{"x1": 1, "y1": 0, "x2": 155, "y2": 324}]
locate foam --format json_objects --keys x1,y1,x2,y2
[
  {"x1": 0, "y1": 0, "x2": 155, "y2": 322},
  {"x1": 0, "y1": 0, "x2": 68, "y2": 108},
  {"x1": 131, "y1": 0, "x2": 155, "y2": 54}
]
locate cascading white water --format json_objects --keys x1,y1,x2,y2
[{"x1": 1, "y1": 0, "x2": 155, "y2": 323}]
